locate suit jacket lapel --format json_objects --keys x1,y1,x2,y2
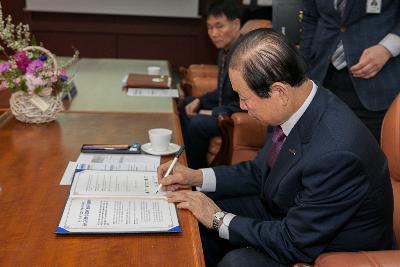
[
  {"x1": 330, "y1": 0, "x2": 341, "y2": 24},
  {"x1": 342, "y1": 0, "x2": 355, "y2": 24},
  {"x1": 264, "y1": 86, "x2": 329, "y2": 199}
]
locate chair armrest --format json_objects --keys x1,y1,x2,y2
[
  {"x1": 190, "y1": 77, "x2": 217, "y2": 97},
  {"x1": 210, "y1": 113, "x2": 266, "y2": 166},
  {"x1": 210, "y1": 114, "x2": 234, "y2": 166},
  {"x1": 314, "y1": 251, "x2": 400, "y2": 267}
]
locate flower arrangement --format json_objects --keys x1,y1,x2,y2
[
  {"x1": 0, "y1": 3, "x2": 79, "y2": 123},
  {"x1": 0, "y1": 3, "x2": 79, "y2": 96}
]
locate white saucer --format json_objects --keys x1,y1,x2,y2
[{"x1": 141, "y1": 143, "x2": 181, "y2": 156}]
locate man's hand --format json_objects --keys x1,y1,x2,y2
[
  {"x1": 185, "y1": 98, "x2": 201, "y2": 118},
  {"x1": 157, "y1": 161, "x2": 203, "y2": 191},
  {"x1": 350, "y1": 44, "x2": 392, "y2": 79},
  {"x1": 167, "y1": 191, "x2": 221, "y2": 229}
]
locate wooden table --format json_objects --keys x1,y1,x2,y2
[{"x1": 0, "y1": 112, "x2": 204, "y2": 267}]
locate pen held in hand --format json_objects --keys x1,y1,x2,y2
[{"x1": 156, "y1": 145, "x2": 185, "y2": 193}]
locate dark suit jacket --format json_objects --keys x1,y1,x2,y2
[
  {"x1": 199, "y1": 42, "x2": 242, "y2": 117},
  {"x1": 211, "y1": 86, "x2": 394, "y2": 264},
  {"x1": 300, "y1": 0, "x2": 400, "y2": 111}
]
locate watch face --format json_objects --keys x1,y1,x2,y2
[{"x1": 214, "y1": 211, "x2": 225, "y2": 219}]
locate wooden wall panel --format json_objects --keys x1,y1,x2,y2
[
  {"x1": 1, "y1": 0, "x2": 218, "y2": 69},
  {"x1": 35, "y1": 32, "x2": 117, "y2": 58},
  {"x1": 118, "y1": 35, "x2": 200, "y2": 67}
]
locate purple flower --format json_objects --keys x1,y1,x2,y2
[
  {"x1": 26, "y1": 59, "x2": 44, "y2": 74},
  {"x1": 0, "y1": 62, "x2": 11, "y2": 73},
  {"x1": 59, "y1": 68, "x2": 68, "y2": 81},
  {"x1": 13, "y1": 51, "x2": 31, "y2": 74},
  {"x1": 39, "y1": 54, "x2": 48, "y2": 61}
]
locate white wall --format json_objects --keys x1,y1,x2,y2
[{"x1": 25, "y1": 0, "x2": 199, "y2": 18}]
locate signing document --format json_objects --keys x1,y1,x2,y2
[
  {"x1": 60, "y1": 154, "x2": 160, "y2": 185},
  {"x1": 56, "y1": 170, "x2": 180, "y2": 234}
]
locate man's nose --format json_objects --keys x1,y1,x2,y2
[{"x1": 209, "y1": 28, "x2": 218, "y2": 38}]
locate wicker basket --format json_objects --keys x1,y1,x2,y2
[
  {"x1": 9, "y1": 46, "x2": 64, "y2": 124},
  {"x1": 10, "y1": 91, "x2": 63, "y2": 123}
]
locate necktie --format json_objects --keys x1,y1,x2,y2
[
  {"x1": 332, "y1": 0, "x2": 347, "y2": 70},
  {"x1": 267, "y1": 126, "x2": 286, "y2": 168},
  {"x1": 218, "y1": 52, "x2": 228, "y2": 106}
]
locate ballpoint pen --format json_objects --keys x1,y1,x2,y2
[
  {"x1": 82, "y1": 144, "x2": 130, "y2": 150},
  {"x1": 156, "y1": 144, "x2": 185, "y2": 193}
]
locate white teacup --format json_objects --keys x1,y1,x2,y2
[
  {"x1": 147, "y1": 66, "x2": 161, "y2": 75},
  {"x1": 148, "y1": 128, "x2": 172, "y2": 152}
]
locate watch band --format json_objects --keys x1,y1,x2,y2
[{"x1": 212, "y1": 211, "x2": 227, "y2": 231}]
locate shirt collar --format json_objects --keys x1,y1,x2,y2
[{"x1": 280, "y1": 81, "x2": 318, "y2": 137}]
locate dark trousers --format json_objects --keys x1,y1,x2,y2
[
  {"x1": 323, "y1": 64, "x2": 386, "y2": 142},
  {"x1": 201, "y1": 195, "x2": 288, "y2": 267},
  {"x1": 179, "y1": 97, "x2": 220, "y2": 169}
]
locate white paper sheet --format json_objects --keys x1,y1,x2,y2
[
  {"x1": 60, "y1": 154, "x2": 160, "y2": 185},
  {"x1": 57, "y1": 197, "x2": 178, "y2": 233},
  {"x1": 127, "y1": 88, "x2": 179, "y2": 98},
  {"x1": 70, "y1": 170, "x2": 161, "y2": 196},
  {"x1": 76, "y1": 153, "x2": 160, "y2": 165},
  {"x1": 60, "y1": 161, "x2": 79, "y2": 185}
]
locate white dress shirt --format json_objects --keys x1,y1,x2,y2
[{"x1": 380, "y1": 33, "x2": 400, "y2": 57}]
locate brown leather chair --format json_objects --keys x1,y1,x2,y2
[
  {"x1": 240, "y1": 19, "x2": 272, "y2": 35},
  {"x1": 294, "y1": 94, "x2": 400, "y2": 267},
  {"x1": 209, "y1": 113, "x2": 267, "y2": 166},
  {"x1": 182, "y1": 76, "x2": 217, "y2": 98},
  {"x1": 179, "y1": 64, "x2": 218, "y2": 97}
]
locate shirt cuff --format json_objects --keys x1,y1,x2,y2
[
  {"x1": 379, "y1": 33, "x2": 400, "y2": 57},
  {"x1": 218, "y1": 213, "x2": 236, "y2": 240},
  {"x1": 196, "y1": 168, "x2": 216, "y2": 192}
]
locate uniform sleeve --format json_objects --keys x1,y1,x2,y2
[{"x1": 300, "y1": 1, "x2": 320, "y2": 62}]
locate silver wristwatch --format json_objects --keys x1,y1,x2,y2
[{"x1": 212, "y1": 211, "x2": 227, "y2": 231}]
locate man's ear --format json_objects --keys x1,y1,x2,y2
[
  {"x1": 270, "y1": 82, "x2": 289, "y2": 106},
  {"x1": 234, "y1": 18, "x2": 241, "y2": 31}
]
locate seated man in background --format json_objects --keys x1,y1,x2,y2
[
  {"x1": 159, "y1": 29, "x2": 394, "y2": 267},
  {"x1": 179, "y1": 0, "x2": 243, "y2": 169}
]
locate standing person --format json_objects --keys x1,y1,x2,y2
[
  {"x1": 158, "y1": 29, "x2": 394, "y2": 267},
  {"x1": 179, "y1": 0, "x2": 242, "y2": 169},
  {"x1": 300, "y1": 0, "x2": 400, "y2": 142}
]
